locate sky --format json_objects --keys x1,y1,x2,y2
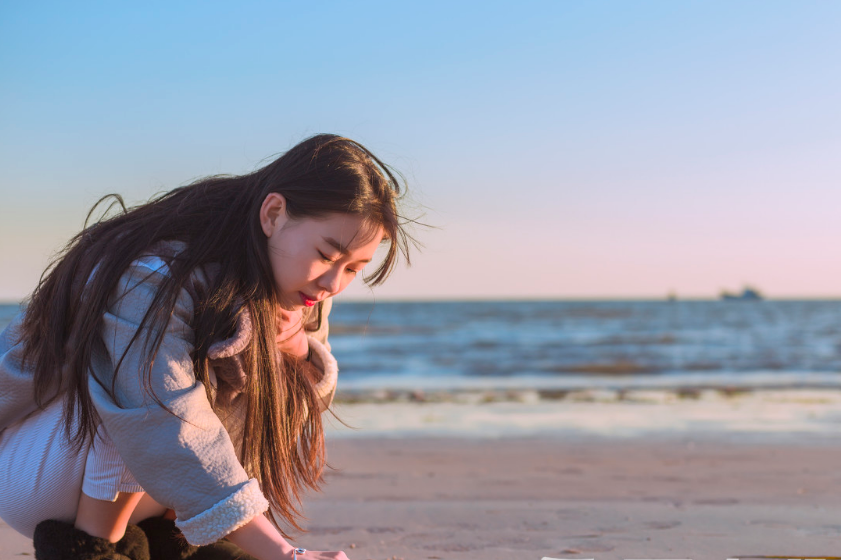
[{"x1": 1, "y1": 1, "x2": 840, "y2": 301}]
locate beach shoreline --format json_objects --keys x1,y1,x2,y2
[{"x1": 324, "y1": 387, "x2": 841, "y2": 443}]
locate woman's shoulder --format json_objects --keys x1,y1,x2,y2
[
  {"x1": 104, "y1": 241, "x2": 221, "y2": 338},
  {"x1": 119, "y1": 240, "x2": 219, "y2": 299},
  {"x1": 133, "y1": 240, "x2": 187, "y2": 278}
]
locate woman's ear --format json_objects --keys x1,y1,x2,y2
[{"x1": 260, "y1": 193, "x2": 288, "y2": 237}]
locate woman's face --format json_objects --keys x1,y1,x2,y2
[{"x1": 260, "y1": 193, "x2": 384, "y2": 310}]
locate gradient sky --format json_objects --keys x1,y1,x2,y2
[{"x1": 2, "y1": 1, "x2": 840, "y2": 301}]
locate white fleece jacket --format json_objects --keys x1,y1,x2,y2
[{"x1": 0, "y1": 243, "x2": 338, "y2": 545}]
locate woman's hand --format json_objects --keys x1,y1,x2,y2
[{"x1": 276, "y1": 306, "x2": 308, "y2": 360}]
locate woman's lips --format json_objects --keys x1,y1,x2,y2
[{"x1": 299, "y1": 292, "x2": 317, "y2": 307}]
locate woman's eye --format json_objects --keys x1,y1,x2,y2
[{"x1": 319, "y1": 249, "x2": 360, "y2": 274}]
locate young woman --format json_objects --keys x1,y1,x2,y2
[{"x1": 0, "y1": 135, "x2": 414, "y2": 560}]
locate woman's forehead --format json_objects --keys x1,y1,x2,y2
[{"x1": 311, "y1": 214, "x2": 384, "y2": 248}]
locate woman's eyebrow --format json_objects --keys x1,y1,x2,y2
[{"x1": 322, "y1": 236, "x2": 372, "y2": 263}]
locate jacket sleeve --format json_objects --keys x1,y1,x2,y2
[{"x1": 88, "y1": 258, "x2": 268, "y2": 545}]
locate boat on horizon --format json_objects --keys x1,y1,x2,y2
[{"x1": 720, "y1": 286, "x2": 764, "y2": 301}]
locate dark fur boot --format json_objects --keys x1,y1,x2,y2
[
  {"x1": 137, "y1": 517, "x2": 257, "y2": 560},
  {"x1": 33, "y1": 519, "x2": 150, "y2": 560},
  {"x1": 116, "y1": 525, "x2": 152, "y2": 560}
]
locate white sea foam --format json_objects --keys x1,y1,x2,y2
[{"x1": 324, "y1": 387, "x2": 841, "y2": 440}]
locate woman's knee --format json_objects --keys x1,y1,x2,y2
[
  {"x1": 75, "y1": 491, "x2": 145, "y2": 543},
  {"x1": 128, "y1": 493, "x2": 169, "y2": 524}
]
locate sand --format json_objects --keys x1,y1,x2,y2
[
  {"x1": 2, "y1": 391, "x2": 840, "y2": 560},
  {"x1": 291, "y1": 435, "x2": 841, "y2": 560}
]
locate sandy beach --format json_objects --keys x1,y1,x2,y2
[
  {"x1": 3, "y1": 389, "x2": 840, "y2": 560},
  {"x1": 299, "y1": 435, "x2": 841, "y2": 560}
]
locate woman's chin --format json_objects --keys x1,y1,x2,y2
[{"x1": 278, "y1": 297, "x2": 304, "y2": 311}]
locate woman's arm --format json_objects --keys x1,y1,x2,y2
[
  {"x1": 90, "y1": 260, "x2": 269, "y2": 545},
  {"x1": 226, "y1": 514, "x2": 294, "y2": 559}
]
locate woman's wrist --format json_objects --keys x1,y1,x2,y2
[{"x1": 226, "y1": 513, "x2": 295, "y2": 560}]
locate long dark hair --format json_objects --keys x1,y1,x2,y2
[{"x1": 19, "y1": 134, "x2": 416, "y2": 536}]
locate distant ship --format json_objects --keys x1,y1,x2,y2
[{"x1": 720, "y1": 287, "x2": 764, "y2": 301}]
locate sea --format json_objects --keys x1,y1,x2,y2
[{"x1": 3, "y1": 300, "x2": 841, "y2": 392}]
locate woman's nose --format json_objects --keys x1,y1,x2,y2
[{"x1": 317, "y1": 267, "x2": 343, "y2": 295}]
